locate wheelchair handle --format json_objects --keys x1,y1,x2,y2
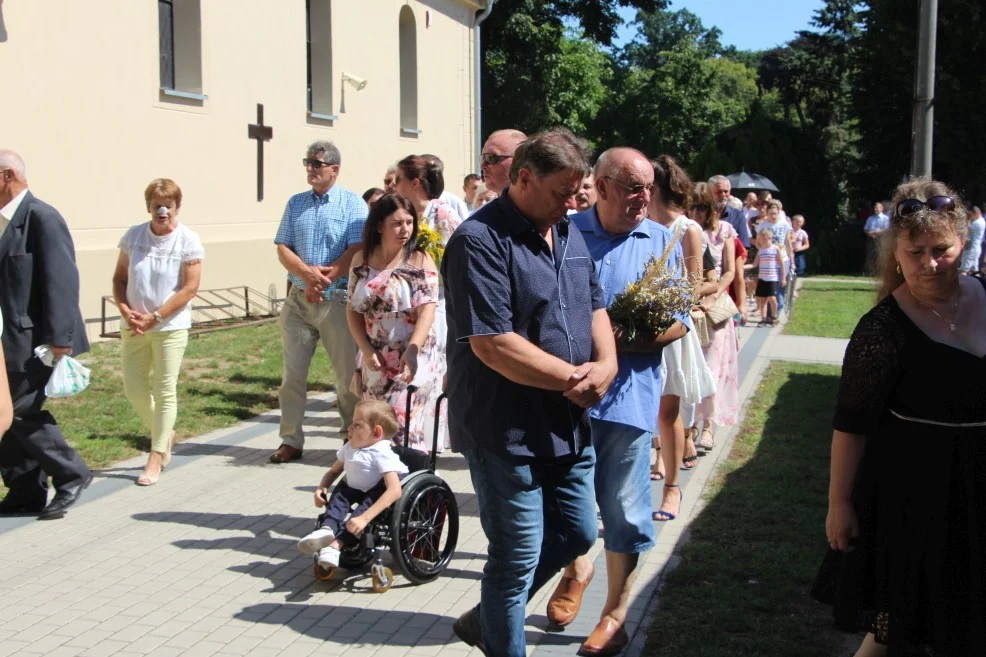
[
  {"x1": 430, "y1": 393, "x2": 447, "y2": 472},
  {"x1": 403, "y1": 384, "x2": 418, "y2": 450}
]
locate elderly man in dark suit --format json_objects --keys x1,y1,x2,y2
[{"x1": 0, "y1": 149, "x2": 92, "y2": 520}]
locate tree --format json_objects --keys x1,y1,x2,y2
[
  {"x1": 852, "y1": 0, "x2": 986, "y2": 206},
  {"x1": 480, "y1": 0, "x2": 665, "y2": 135}
]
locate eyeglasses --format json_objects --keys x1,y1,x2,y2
[
  {"x1": 604, "y1": 177, "x2": 655, "y2": 196},
  {"x1": 303, "y1": 158, "x2": 334, "y2": 170},
  {"x1": 481, "y1": 153, "x2": 512, "y2": 166},
  {"x1": 894, "y1": 195, "x2": 955, "y2": 220},
  {"x1": 691, "y1": 204, "x2": 710, "y2": 213}
]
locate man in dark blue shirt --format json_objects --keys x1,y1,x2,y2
[{"x1": 444, "y1": 128, "x2": 618, "y2": 657}]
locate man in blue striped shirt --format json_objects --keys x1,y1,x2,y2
[{"x1": 270, "y1": 141, "x2": 368, "y2": 463}]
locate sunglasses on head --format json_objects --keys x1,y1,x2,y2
[
  {"x1": 303, "y1": 158, "x2": 334, "y2": 170},
  {"x1": 894, "y1": 195, "x2": 955, "y2": 220},
  {"x1": 481, "y1": 153, "x2": 512, "y2": 166}
]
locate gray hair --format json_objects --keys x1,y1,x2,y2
[
  {"x1": 509, "y1": 127, "x2": 590, "y2": 184},
  {"x1": 708, "y1": 175, "x2": 730, "y2": 188},
  {"x1": 0, "y1": 150, "x2": 27, "y2": 178},
  {"x1": 307, "y1": 141, "x2": 341, "y2": 166}
]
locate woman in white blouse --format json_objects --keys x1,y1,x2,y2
[{"x1": 112, "y1": 179, "x2": 204, "y2": 486}]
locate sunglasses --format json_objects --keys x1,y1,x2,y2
[
  {"x1": 894, "y1": 195, "x2": 955, "y2": 220},
  {"x1": 303, "y1": 158, "x2": 334, "y2": 170},
  {"x1": 692, "y1": 203, "x2": 711, "y2": 212},
  {"x1": 604, "y1": 177, "x2": 655, "y2": 196},
  {"x1": 481, "y1": 153, "x2": 512, "y2": 166}
]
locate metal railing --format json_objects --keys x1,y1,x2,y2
[{"x1": 101, "y1": 286, "x2": 283, "y2": 338}]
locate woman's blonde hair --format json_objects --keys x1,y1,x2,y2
[
  {"x1": 356, "y1": 400, "x2": 400, "y2": 439},
  {"x1": 876, "y1": 177, "x2": 968, "y2": 301},
  {"x1": 690, "y1": 182, "x2": 717, "y2": 232},
  {"x1": 144, "y1": 178, "x2": 182, "y2": 209}
]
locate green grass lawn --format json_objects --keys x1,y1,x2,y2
[
  {"x1": 785, "y1": 280, "x2": 876, "y2": 339},
  {"x1": 48, "y1": 321, "x2": 335, "y2": 470},
  {"x1": 643, "y1": 361, "x2": 859, "y2": 657}
]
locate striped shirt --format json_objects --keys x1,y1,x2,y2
[
  {"x1": 274, "y1": 184, "x2": 368, "y2": 295},
  {"x1": 755, "y1": 245, "x2": 782, "y2": 282}
]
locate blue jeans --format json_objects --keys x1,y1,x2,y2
[
  {"x1": 591, "y1": 418, "x2": 655, "y2": 554},
  {"x1": 464, "y1": 446, "x2": 598, "y2": 657},
  {"x1": 794, "y1": 253, "x2": 807, "y2": 276}
]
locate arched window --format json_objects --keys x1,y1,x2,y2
[
  {"x1": 398, "y1": 6, "x2": 419, "y2": 136},
  {"x1": 158, "y1": 0, "x2": 205, "y2": 101},
  {"x1": 306, "y1": 0, "x2": 336, "y2": 122}
]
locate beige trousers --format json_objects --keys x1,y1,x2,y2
[
  {"x1": 277, "y1": 287, "x2": 359, "y2": 449},
  {"x1": 121, "y1": 328, "x2": 189, "y2": 453}
]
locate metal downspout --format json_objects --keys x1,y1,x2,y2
[{"x1": 474, "y1": 0, "x2": 495, "y2": 171}]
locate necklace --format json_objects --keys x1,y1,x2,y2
[{"x1": 912, "y1": 285, "x2": 961, "y2": 333}]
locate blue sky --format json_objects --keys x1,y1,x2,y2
[{"x1": 613, "y1": 0, "x2": 827, "y2": 51}]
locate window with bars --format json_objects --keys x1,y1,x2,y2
[
  {"x1": 158, "y1": 0, "x2": 205, "y2": 101},
  {"x1": 399, "y1": 6, "x2": 419, "y2": 136},
  {"x1": 306, "y1": 0, "x2": 335, "y2": 121}
]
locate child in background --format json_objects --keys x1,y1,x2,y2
[
  {"x1": 753, "y1": 228, "x2": 786, "y2": 326},
  {"x1": 792, "y1": 215, "x2": 810, "y2": 277},
  {"x1": 297, "y1": 400, "x2": 409, "y2": 569}
]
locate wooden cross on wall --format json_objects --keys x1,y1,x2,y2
[{"x1": 248, "y1": 103, "x2": 273, "y2": 202}]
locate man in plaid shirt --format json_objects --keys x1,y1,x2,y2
[{"x1": 271, "y1": 141, "x2": 368, "y2": 463}]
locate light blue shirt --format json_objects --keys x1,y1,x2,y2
[
  {"x1": 274, "y1": 184, "x2": 368, "y2": 295},
  {"x1": 722, "y1": 205, "x2": 752, "y2": 247},
  {"x1": 572, "y1": 208, "x2": 687, "y2": 434},
  {"x1": 961, "y1": 217, "x2": 985, "y2": 272},
  {"x1": 863, "y1": 212, "x2": 890, "y2": 233}
]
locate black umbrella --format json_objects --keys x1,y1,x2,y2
[{"x1": 726, "y1": 171, "x2": 779, "y2": 193}]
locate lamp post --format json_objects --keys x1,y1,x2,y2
[{"x1": 910, "y1": 0, "x2": 937, "y2": 178}]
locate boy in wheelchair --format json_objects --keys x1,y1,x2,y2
[{"x1": 297, "y1": 400, "x2": 409, "y2": 569}]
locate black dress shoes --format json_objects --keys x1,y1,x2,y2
[
  {"x1": 0, "y1": 496, "x2": 47, "y2": 516},
  {"x1": 39, "y1": 475, "x2": 93, "y2": 520}
]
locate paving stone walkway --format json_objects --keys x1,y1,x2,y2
[{"x1": 0, "y1": 298, "x2": 845, "y2": 657}]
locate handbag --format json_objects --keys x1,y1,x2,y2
[
  {"x1": 706, "y1": 293, "x2": 739, "y2": 326},
  {"x1": 689, "y1": 308, "x2": 713, "y2": 348}
]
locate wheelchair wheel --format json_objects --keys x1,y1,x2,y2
[
  {"x1": 313, "y1": 561, "x2": 335, "y2": 581},
  {"x1": 372, "y1": 565, "x2": 395, "y2": 593},
  {"x1": 389, "y1": 473, "x2": 458, "y2": 584}
]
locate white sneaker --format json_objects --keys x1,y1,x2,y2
[
  {"x1": 317, "y1": 546, "x2": 341, "y2": 568},
  {"x1": 298, "y1": 527, "x2": 335, "y2": 555}
]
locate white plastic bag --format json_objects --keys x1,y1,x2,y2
[{"x1": 34, "y1": 345, "x2": 91, "y2": 398}]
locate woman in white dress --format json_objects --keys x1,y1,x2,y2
[{"x1": 647, "y1": 156, "x2": 717, "y2": 520}]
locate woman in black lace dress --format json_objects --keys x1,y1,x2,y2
[{"x1": 813, "y1": 178, "x2": 986, "y2": 657}]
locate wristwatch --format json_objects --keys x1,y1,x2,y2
[{"x1": 153, "y1": 311, "x2": 164, "y2": 322}]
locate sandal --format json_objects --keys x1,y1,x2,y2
[
  {"x1": 653, "y1": 484, "x2": 682, "y2": 521},
  {"x1": 682, "y1": 428, "x2": 698, "y2": 469},
  {"x1": 650, "y1": 442, "x2": 665, "y2": 481},
  {"x1": 697, "y1": 427, "x2": 715, "y2": 452}
]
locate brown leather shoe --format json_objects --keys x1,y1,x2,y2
[
  {"x1": 546, "y1": 563, "x2": 594, "y2": 626},
  {"x1": 269, "y1": 444, "x2": 303, "y2": 463},
  {"x1": 578, "y1": 617, "x2": 628, "y2": 657}
]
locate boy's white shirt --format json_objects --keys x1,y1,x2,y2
[{"x1": 337, "y1": 440, "x2": 409, "y2": 492}]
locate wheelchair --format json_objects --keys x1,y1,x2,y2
[{"x1": 313, "y1": 388, "x2": 458, "y2": 592}]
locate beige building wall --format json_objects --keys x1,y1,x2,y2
[{"x1": 0, "y1": 0, "x2": 481, "y2": 340}]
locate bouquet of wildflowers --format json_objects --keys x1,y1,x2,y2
[
  {"x1": 607, "y1": 239, "x2": 696, "y2": 344},
  {"x1": 417, "y1": 222, "x2": 444, "y2": 270}
]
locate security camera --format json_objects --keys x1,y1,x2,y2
[{"x1": 342, "y1": 73, "x2": 368, "y2": 91}]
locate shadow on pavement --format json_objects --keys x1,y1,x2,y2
[{"x1": 234, "y1": 603, "x2": 458, "y2": 646}]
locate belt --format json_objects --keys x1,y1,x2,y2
[
  {"x1": 890, "y1": 409, "x2": 986, "y2": 428},
  {"x1": 292, "y1": 286, "x2": 348, "y2": 303}
]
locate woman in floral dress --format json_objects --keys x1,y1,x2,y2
[
  {"x1": 347, "y1": 194, "x2": 445, "y2": 454},
  {"x1": 687, "y1": 183, "x2": 740, "y2": 451}
]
